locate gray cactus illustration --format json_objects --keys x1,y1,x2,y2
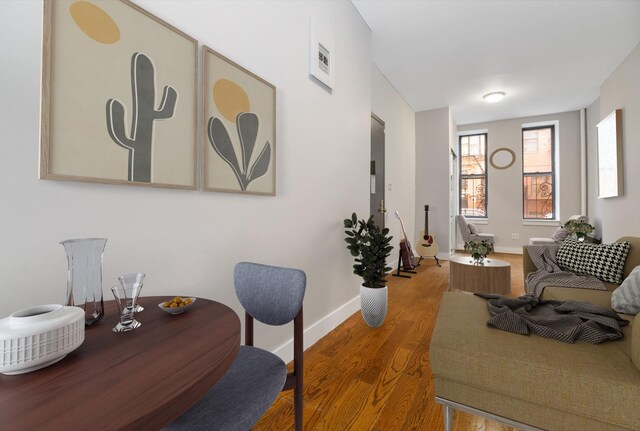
[
  {"x1": 208, "y1": 112, "x2": 271, "y2": 191},
  {"x1": 106, "y1": 52, "x2": 177, "y2": 182}
]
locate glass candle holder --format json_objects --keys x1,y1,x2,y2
[
  {"x1": 110, "y1": 284, "x2": 142, "y2": 333},
  {"x1": 118, "y1": 273, "x2": 145, "y2": 312}
]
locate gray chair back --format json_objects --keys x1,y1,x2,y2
[
  {"x1": 456, "y1": 215, "x2": 470, "y2": 243},
  {"x1": 235, "y1": 262, "x2": 306, "y2": 326}
]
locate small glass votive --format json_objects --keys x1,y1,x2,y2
[
  {"x1": 118, "y1": 273, "x2": 145, "y2": 312},
  {"x1": 111, "y1": 284, "x2": 142, "y2": 332}
]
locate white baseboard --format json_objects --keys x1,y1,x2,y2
[
  {"x1": 436, "y1": 252, "x2": 450, "y2": 261},
  {"x1": 456, "y1": 243, "x2": 523, "y2": 255},
  {"x1": 493, "y1": 246, "x2": 523, "y2": 254},
  {"x1": 272, "y1": 294, "x2": 360, "y2": 363}
]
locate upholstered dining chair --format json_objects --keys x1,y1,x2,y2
[
  {"x1": 166, "y1": 262, "x2": 306, "y2": 431},
  {"x1": 456, "y1": 214, "x2": 496, "y2": 244}
]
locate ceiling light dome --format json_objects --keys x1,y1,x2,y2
[{"x1": 483, "y1": 92, "x2": 506, "y2": 103}]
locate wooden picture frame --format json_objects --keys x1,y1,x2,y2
[
  {"x1": 489, "y1": 148, "x2": 516, "y2": 170},
  {"x1": 309, "y1": 16, "x2": 335, "y2": 90},
  {"x1": 596, "y1": 109, "x2": 623, "y2": 198},
  {"x1": 40, "y1": 0, "x2": 198, "y2": 190},
  {"x1": 202, "y1": 46, "x2": 276, "y2": 195}
]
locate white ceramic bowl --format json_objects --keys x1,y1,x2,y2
[
  {"x1": 158, "y1": 297, "x2": 196, "y2": 315},
  {"x1": 0, "y1": 304, "x2": 85, "y2": 375}
]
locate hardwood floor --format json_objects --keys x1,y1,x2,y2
[{"x1": 253, "y1": 253, "x2": 525, "y2": 431}]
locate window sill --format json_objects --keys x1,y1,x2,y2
[{"x1": 522, "y1": 220, "x2": 560, "y2": 227}]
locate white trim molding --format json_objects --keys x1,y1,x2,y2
[
  {"x1": 458, "y1": 128, "x2": 488, "y2": 136},
  {"x1": 522, "y1": 219, "x2": 560, "y2": 227},
  {"x1": 272, "y1": 295, "x2": 360, "y2": 363},
  {"x1": 522, "y1": 119, "x2": 560, "y2": 221}
]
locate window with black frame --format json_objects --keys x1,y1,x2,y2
[
  {"x1": 459, "y1": 133, "x2": 487, "y2": 218},
  {"x1": 522, "y1": 125, "x2": 555, "y2": 219}
]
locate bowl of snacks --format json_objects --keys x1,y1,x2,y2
[{"x1": 158, "y1": 297, "x2": 196, "y2": 314}]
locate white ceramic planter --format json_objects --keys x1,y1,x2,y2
[
  {"x1": 0, "y1": 304, "x2": 85, "y2": 375},
  {"x1": 360, "y1": 285, "x2": 388, "y2": 328}
]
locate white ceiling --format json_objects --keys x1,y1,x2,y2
[{"x1": 352, "y1": 0, "x2": 640, "y2": 125}]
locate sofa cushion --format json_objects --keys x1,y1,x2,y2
[
  {"x1": 430, "y1": 292, "x2": 640, "y2": 430},
  {"x1": 541, "y1": 287, "x2": 634, "y2": 359},
  {"x1": 468, "y1": 223, "x2": 480, "y2": 234},
  {"x1": 612, "y1": 266, "x2": 640, "y2": 315},
  {"x1": 542, "y1": 287, "x2": 620, "y2": 309},
  {"x1": 556, "y1": 240, "x2": 630, "y2": 284},
  {"x1": 633, "y1": 313, "x2": 640, "y2": 371},
  {"x1": 619, "y1": 237, "x2": 640, "y2": 280}
]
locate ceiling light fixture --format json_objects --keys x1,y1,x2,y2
[{"x1": 483, "y1": 92, "x2": 506, "y2": 103}]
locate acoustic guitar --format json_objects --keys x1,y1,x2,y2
[
  {"x1": 416, "y1": 205, "x2": 439, "y2": 257},
  {"x1": 394, "y1": 211, "x2": 417, "y2": 270}
]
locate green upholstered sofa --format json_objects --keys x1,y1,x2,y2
[{"x1": 430, "y1": 237, "x2": 640, "y2": 431}]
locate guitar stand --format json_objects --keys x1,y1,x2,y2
[
  {"x1": 392, "y1": 249, "x2": 418, "y2": 278},
  {"x1": 418, "y1": 244, "x2": 442, "y2": 267},
  {"x1": 418, "y1": 254, "x2": 441, "y2": 267}
]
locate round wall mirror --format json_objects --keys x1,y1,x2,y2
[{"x1": 490, "y1": 148, "x2": 516, "y2": 170}]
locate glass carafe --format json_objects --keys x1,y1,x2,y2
[{"x1": 60, "y1": 238, "x2": 108, "y2": 326}]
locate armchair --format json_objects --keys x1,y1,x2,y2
[{"x1": 456, "y1": 215, "x2": 495, "y2": 245}]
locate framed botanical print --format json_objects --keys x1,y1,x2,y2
[
  {"x1": 40, "y1": 0, "x2": 198, "y2": 189},
  {"x1": 202, "y1": 45, "x2": 276, "y2": 195}
]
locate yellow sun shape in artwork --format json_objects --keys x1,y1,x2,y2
[
  {"x1": 213, "y1": 79, "x2": 250, "y2": 123},
  {"x1": 69, "y1": 1, "x2": 120, "y2": 44}
]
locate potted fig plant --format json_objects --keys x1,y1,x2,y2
[{"x1": 344, "y1": 213, "x2": 393, "y2": 328}]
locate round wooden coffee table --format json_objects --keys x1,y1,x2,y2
[{"x1": 449, "y1": 256, "x2": 511, "y2": 294}]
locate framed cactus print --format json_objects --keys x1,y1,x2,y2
[
  {"x1": 202, "y1": 46, "x2": 276, "y2": 195},
  {"x1": 40, "y1": 0, "x2": 197, "y2": 189}
]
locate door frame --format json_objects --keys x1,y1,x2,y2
[{"x1": 370, "y1": 113, "x2": 386, "y2": 229}]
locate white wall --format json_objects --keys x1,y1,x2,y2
[
  {"x1": 457, "y1": 111, "x2": 583, "y2": 253},
  {"x1": 371, "y1": 65, "x2": 416, "y2": 262},
  {"x1": 0, "y1": 0, "x2": 372, "y2": 359},
  {"x1": 448, "y1": 110, "x2": 458, "y2": 254},
  {"x1": 587, "y1": 42, "x2": 640, "y2": 242},
  {"x1": 415, "y1": 107, "x2": 452, "y2": 258},
  {"x1": 586, "y1": 97, "x2": 601, "y2": 234}
]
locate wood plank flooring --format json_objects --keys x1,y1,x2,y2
[{"x1": 253, "y1": 253, "x2": 524, "y2": 431}]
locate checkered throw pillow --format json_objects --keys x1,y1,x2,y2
[{"x1": 556, "y1": 240, "x2": 630, "y2": 284}]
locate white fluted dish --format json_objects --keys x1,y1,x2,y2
[{"x1": 0, "y1": 304, "x2": 85, "y2": 375}]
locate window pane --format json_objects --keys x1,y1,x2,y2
[
  {"x1": 460, "y1": 177, "x2": 486, "y2": 217},
  {"x1": 523, "y1": 174, "x2": 554, "y2": 218},
  {"x1": 460, "y1": 135, "x2": 486, "y2": 175},
  {"x1": 460, "y1": 139, "x2": 468, "y2": 156},
  {"x1": 523, "y1": 128, "x2": 552, "y2": 173}
]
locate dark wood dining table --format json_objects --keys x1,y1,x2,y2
[{"x1": 0, "y1": 296, "x2": 240, "y2": 430}]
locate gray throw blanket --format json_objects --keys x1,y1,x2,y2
[
  {"x1": 476, "y1": 293, "x2": 628, "y2": 344},
  {"x1": 526, "y1": 244, "x2": 605, "y2": 298}
]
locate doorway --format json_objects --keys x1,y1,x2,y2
[
  {"x1": 370, "y1": 114, "x2": 386, "y2": 228},
  {"x1": 449, "y1": 148, "x2": 458, "y2": 254}
]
